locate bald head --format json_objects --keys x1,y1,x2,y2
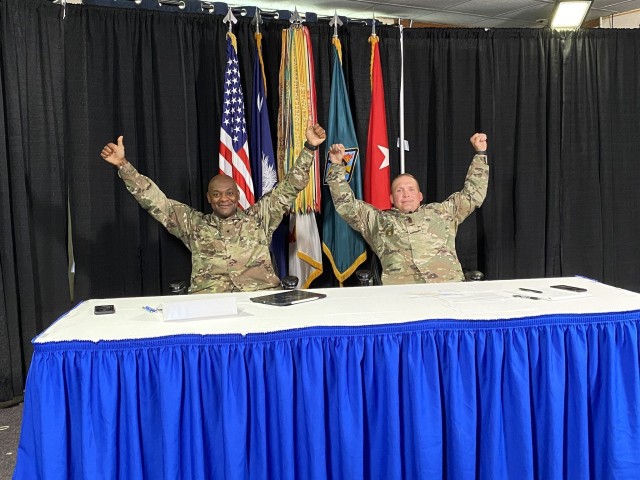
[{"x1": 207, "y1": 174, "x2": 240, "y2": 218}]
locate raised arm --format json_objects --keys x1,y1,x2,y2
[
  {"x1": 100, "y1": 135, "x2": 129, "y2": 169},
  {"x1": 325, "y1": 143, "x2": 378, "y2": 237},
  {"x1": 443, "y1": 133, "x2": 490, "y2": 224},
  {"x1": 101, "y1": 136, "x2": 196, "y2": 243},
  {"x1": 257, "y1": 124, "x2": 326, "y2": 231}
]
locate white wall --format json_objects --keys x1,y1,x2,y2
[{"x1": 599, "y1": 9, "x2": 640, "y2": 28}]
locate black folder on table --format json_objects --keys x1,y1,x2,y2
[{"x1": 250, "y1": 290, "x2": 327, "y2": 306}]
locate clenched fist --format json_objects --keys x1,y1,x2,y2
[
  {"x1": 328, "y1": 144, "x2": 346, "y2": 165},
  {"x1": 305, "y1": 124, "x2": 327, "y2": 146},
  {"x1": 470, "y1": 133, "x2": 488, "y2": 153}
]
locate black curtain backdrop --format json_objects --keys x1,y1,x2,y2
[
  {"x1": 1, "y1": 1, "x2": 640, "y2": 400},
  {"x1": 0, "y1": 0, "x2": 68, "y2": 402},
  {"x1": 402, "y1": 28, "x2": 640, "y2": 287}
]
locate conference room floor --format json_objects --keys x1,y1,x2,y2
[{"x1": 0, "y1": 402, "x2": 22, "y2": 478}]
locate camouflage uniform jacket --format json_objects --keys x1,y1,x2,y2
[
  {"x1": 327, "y1": 155, "x2": 489, "y2": 284},
  {"x1": 118, "y1": 149, "x2": 314, "y2": 293}
]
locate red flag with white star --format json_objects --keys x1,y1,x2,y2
[{"x1": 364, "y1": 36, "x2": 391, "y2": 210}]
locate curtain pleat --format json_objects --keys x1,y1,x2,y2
[
  {"x1": 0, "y1": 0, "x2": 68, "y2": 402},
  {"x1": 402, "y1": 28, "x2": 640, "y2": 286},
  {"x1": 15, "y1": 313, "x2": 640, "y2": 479},
  {"x1": 2, "y1": 1, "x2": 640, "y2": 399}
]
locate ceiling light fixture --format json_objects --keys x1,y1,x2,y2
[{"x1": 550, "y1": 1, "x2": 592, "y2": 29}]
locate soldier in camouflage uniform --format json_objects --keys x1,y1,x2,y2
[
  {"x1": 100, "y1": 124, "x2": 327, "y2": 293},
  {"x1": 326, "y1": 133, "x2": 489, "y2": 284}
]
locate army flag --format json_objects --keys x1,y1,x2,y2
[
  {"x1": 219, "y1": 32, "x2": 254, "y2": 209},
  {"x1": 288, "y1": 213, "x2": 322, "y2": 288},
  {"x1": 322, "y1": 37, "x2": 367, "y2": 283},
  {"x1": 365, "y1": 35, "x2": 391, "y2": 209},
  {"x1": 277, "y1": 26, "x2": 323, "y2": 288}
]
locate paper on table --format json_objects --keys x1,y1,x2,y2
[
  {"x1": 441, "y1": 291, "x2": 511, "y2": 303},
  {"x1": 439, "y1": 291, "x2": 536, "y2": 316},
  {"x1": 161, "y1": 297, "x2": 238, "y2": 321}
]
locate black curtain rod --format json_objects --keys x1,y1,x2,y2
[{"x1": 81, "y1": 0, "x2": 383, "y2": 25}]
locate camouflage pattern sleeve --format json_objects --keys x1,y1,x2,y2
[
  {"x1": 442, "y1": 154, "x2": 489, "y2": 224},
  {"x1": 255, "y1": 148, "x2": 315, "y2": 233},
  {"x1": 118, "y1": 163, "x2": 196, "y2": 247},
  {"x1": 326, "y1": 163, "x2": 378, "y2": 239}
]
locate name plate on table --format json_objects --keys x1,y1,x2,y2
[{"x1": 161, "y1": 297, "x2": 237, "y2": 321}]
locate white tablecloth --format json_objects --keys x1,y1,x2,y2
[{"x1": 35, "y1": 276, "x2": 640, "y2": 342}]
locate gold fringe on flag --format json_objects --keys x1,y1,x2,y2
[
  {"x1": 332, "y1": 36, "x2": 342, "y2": 64},
  {"x1": 228, "y1": 31, "x2": 238, "y2": 50},
  {"x1": 368, "y1": 34, "x2": 379, "y2": 86},
  {"x1": 255, "y1": 32, "x2": 267, "y2": 93},
  {"x1": 276, "y1": 26, "x2": 321, "y2": 213}
]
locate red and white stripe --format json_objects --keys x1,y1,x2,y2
[{"x1": 219, "y1": 131, "x2": 254, "y2": 209}]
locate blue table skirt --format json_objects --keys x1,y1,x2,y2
[{"x1": 14, "y1": 312, "x2": 640, "y2": 479}]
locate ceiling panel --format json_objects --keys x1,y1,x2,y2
[
  {"x1": 469, "y1": 18, "x2": 544, "y2": 27},
  {"x1": 586, "y1": 7, "x2": 628, "y2": 19},
  {"x1": 413, "y1": 10, "x2": 505, "y2": 24},
  {"x1": 495, "y1": 3, "x2": 556, "y2": 21},
  {"x1": 452, "y1": 0, "x2": 544, "y2": 17},
  {"x1": 604, "y1": 0, "x2": 640, "y2": 13},
  {"x1": 384, "y1": 0, "x2": 472, "y2": 9}
]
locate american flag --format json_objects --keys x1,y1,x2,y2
[{"x1": 218, "y1": 33, "x2": 254, "y2": 209}]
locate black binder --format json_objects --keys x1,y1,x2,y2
[{"x1": 250, "y1": 290, "x2": 327, "y2": 306}]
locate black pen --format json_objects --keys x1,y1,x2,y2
[
  {"x1": 513, "y1": 294, "x2": 541, "y2": 300},
  {"x1": 519, "y1": 288, "x2": 543, "y2": 294}
]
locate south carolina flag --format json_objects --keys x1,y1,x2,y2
[
  {"x1": 365, "y1": 35, "x2": 391, "y2": 209},
  {"x1": 249, "y1": 32, "x2": 277, "y2": 199},
  {"x1": 249, "y1": 32, "x2": 287, "y2": 278}
]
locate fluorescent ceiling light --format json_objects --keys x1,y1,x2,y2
[{"x1": 550, "y1": 1, "x2": 592, "y2": 29}]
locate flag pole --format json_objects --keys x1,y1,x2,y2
[
  {"x1": 371, "y1": 10, "x2": 376, "y2": 37},
  {"x1": 222, "y1": 8, "x2": 237, "y2": 32},
  {"x1": 398, "y1": 20, "x2": 405, "y2": 174},
  {"x1": 330, "y1": 11, "x2": 343, "y2": 38},
  {"x1": 219, "y1": 8, "x2": 254, "y2": 208},
  {"x1": 290, "y1": 7, "x2": 303, "y2": 27},
  {"x1": 251, "y1": 7, "x2": 262, "y2": 35}
]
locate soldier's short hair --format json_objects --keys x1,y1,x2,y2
[{"x1": 391, "y1": 173, "x2": 421, "y2": 192}]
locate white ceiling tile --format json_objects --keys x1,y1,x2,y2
[
  {"x1": 453, "y1": 0, "x2": 542, "y2": 16},
  {"x1": 469, "y1": 18, "x2": 544, "y2": 28},
  {"x1": 496, "y1": 3, "x2": 555, "y2": 22}
]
